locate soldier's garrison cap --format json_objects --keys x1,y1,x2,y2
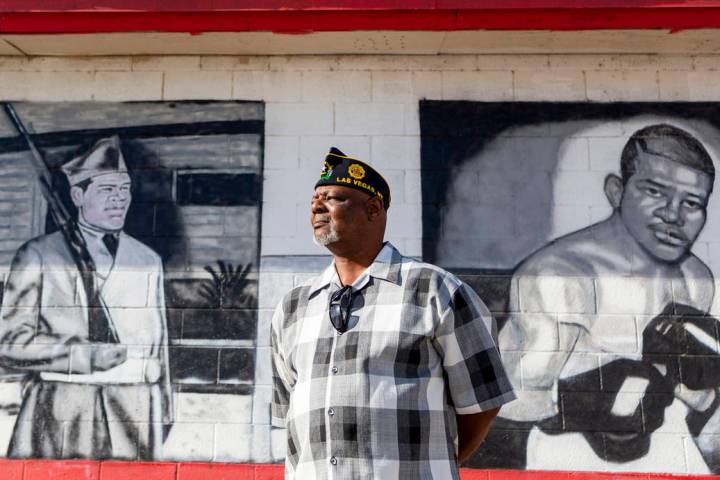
[
  {"x1": 315, "y1": 147, "x2": 391, "y2": 209},
  {"x1": 62, "y1": 136, "x2": 128, "y2": 186}
]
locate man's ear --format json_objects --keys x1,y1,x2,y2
[
  {"x1": 604, "y1": 174, "x2": 624, "y2": 209},
  {"x1": 70, "y1": 186, "x2": 84, "y2": 208},
  {"x1": 366, "y1": 197, "x2": 383, "y2": 221}
]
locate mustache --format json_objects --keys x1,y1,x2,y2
[{"x1": 647, "y1": 223, "x2": 689, "y2": 243}]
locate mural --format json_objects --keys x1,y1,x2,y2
[
  {"x1": 420, "y1": 102, "x2": 720, "y2": 474},
  {"x1": 0, "y1": 101, "x2": 263, "y2": 460}
]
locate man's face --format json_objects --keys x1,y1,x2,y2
[
  {"x1": 72, "y1": 172, "x2": 132, "y2": 232},
  {"x1": 310, "y1": 185, "x2": 370, "y2": 247},
  {"x1": 619, "y1": 153, "x2": 713, "y2": 263}
]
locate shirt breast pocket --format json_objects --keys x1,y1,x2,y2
[{"x1": 43, "y1": 270, "x2": 80, "y2": 307}]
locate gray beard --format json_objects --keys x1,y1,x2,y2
[{"x1": 313, "y1": 223, "x2": 340, "y2": 246}]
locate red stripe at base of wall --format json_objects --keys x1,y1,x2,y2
[
  {"x1": 0, "y1": 460, "x2": 717, "y2": 480},
  {"x1": 2, "y1": 0, "x2": 720, "y2": 11},
  {"x1": 4, "y1": 8, "x2": 720, "y2": 34}
]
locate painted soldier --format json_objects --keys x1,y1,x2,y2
[{"x1": 0, "y1": 137, "x2": 172, "y2": 460}]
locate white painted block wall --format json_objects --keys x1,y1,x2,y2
[{"x1": 0, "y1": 53, "x2": 718, "y2": 468}]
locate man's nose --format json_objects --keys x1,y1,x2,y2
[
  {"x1": 311, "y1": 197, "x2": 326, "y2": 213},
  {"x1": 656, "y1": 199, "x2": 683, "y2": 225},
  {"x1": 110, "y1": 190, "x2": 129, "y2": 202}
]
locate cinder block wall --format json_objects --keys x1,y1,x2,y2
[{"x1": 0, "y1": 53, "x2": 718, "y2": 474}]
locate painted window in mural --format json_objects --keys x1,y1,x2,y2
[
  {"x1": 421, "y1": 102, "x2": 720, "y2": 475},
  {"x1": 0, "y1": 101, "x2": 263, "y2": 460}
]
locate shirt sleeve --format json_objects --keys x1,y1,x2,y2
[
  {"x1": 271, "y1": 300, "x2": 294, "y2": 427},
  {"x1": 433, "y1": 282, "x2": 516, "y2": 415},
  {"x1": 0, "y1": 241, "x2": 92, "y2": 374}
]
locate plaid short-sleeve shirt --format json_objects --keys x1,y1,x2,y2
[{"x1": 271, "y1": 243, "x2": 515, "y2": 479}]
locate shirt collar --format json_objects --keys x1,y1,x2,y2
[
  {"x1": 308, "y1": 242, "x2": 403, "y2": 296},
  {"x1": 77, "y1": 217, "x2": 120, "y2": 239}
]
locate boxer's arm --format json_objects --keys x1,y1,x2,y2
[
  {"x1": 678, "y1": 385, "x2": 720, "y2": 473},
  {"x1": 498, "y1": 272, "x2": 591, "y2": 422},
  {"x1": 499, "y1": 319, "x2": 582, "y2": 421},
  {"x1": 645, "y1": 293, "x2": 720, "y2": 470}
]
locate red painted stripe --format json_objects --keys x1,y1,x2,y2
[
  {"x1": 0, "y1": 461, "x2": 717, "y2": 480},
  {"x1": 25, "y1": 460, "x2": 100, "y2": 480},
  {"x1": 177, "y1": 463, "x2": 256, "y2": 480},
  {"x1": 101, "y1": 462, "x2": 177, "y2": 480},
  {"x1": 0, "y1": 459, "x2": 23, "y2": 480},
  {"x1": 3, "y1": 7, "x2": 720, "y2": 33},
  {"x1": 1, "y1": 0, "x2": 719, "y2": 13}
]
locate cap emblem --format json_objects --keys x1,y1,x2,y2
[{"x1": 348, "y1": 164, "x2": 366, "y2": 180}]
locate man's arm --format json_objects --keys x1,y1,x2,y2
[
  {"x1": 457, "y1": 406, "x2": 501, "y2": 463},
  {"x1": 432, "y1": 282, "x2": 516, "y2": 460},
  {"x1": 271, "y1": 300, "x2": 296, "y2": 427}
]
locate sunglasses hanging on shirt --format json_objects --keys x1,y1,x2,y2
[{"x1": 329, "y1": 285, "x2": 356, "y2": 334}]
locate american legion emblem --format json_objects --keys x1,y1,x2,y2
[{"x1": 348, "y1": 163, "x2": 366, "y2": 180}]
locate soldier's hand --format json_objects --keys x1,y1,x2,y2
[{"x1": 91, "y1": 345, "x2": 127, "y2": 371}]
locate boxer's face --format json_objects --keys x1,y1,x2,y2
[
  {"x1": 72, "y1": 172, "x2": 132, "y2": 232},
  {"x1": 619, "y1": 153, "x2": 712, "y2": 263}
]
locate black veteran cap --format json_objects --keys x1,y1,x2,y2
[{"x1": 315, "y1": 147, "x2": 391, "y2": 209}]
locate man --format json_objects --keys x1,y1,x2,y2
[
  {"x1": 0, "y1": 136, "x2": 171, "y2": 460},
  {"x1": 498, "y1": 124, "x2": 720, "y2": 471},
  {"x1": 271, "y1": 147, "x2": 515, "y2": 479}
]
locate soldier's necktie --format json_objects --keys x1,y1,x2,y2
[
  {"x1": 87, "y1": 275, "x2": 118, "y2": 343},
  {"x1": 102, "y1": 234, "x2": 118, "y2": 258},
  {"x1": 89, "y1": 234, "x2": 119, "y2": 343}
]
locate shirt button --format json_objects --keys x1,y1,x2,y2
[
  {"x1": 331, "y1": 366, "x2": 338, "y2": 374},
  {"x1": 330, "y1": 456, "x2": 337, "y2": 466},
  {"x1": 328, "y1": 408, "x2": 335, "y2": 416}
]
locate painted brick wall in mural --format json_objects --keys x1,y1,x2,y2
[
  {"x1": 0, "y1": 101, "x2": 263, "y2": 460},
  {"x1": 421, "y1": 102, "x2": 720, "y2": 475}
]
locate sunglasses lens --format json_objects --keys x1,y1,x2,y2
[{"x1": 329, "y1": 303, "x2": 344, "y2": 332}]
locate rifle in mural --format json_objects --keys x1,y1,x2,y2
[{"x1": 3, "y1": 103, "x2": 119, "y2": 343}]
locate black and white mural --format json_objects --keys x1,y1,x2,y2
[
  {"x1": 421, "y1": 102, "x2": 720, "y2": 474},
  {"x1": 0, "y1": 101, "x2": 263, "y2": 460}
]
